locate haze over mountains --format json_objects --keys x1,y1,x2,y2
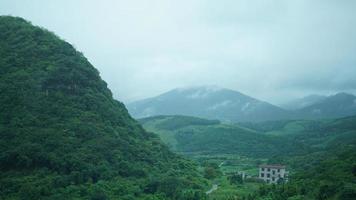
[
  {"x1": 128, "y1": 86, "x2": 291, "y2": 122},
  {"x1": 128, "y1": 86, "x2": 356, "y2": 122},
  {"x1": 296, "y1": 92, "x2": 356, "y2": 119}
]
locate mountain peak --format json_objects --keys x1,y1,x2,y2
[
  {"x1": 174, "y1": 85, "x2": 223, "y2": 92},
  {"x1": 171, "y1": 85, "x2": 227, "y2": 99}
]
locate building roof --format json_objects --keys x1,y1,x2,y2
[{"x1": 259, "y1": 164, "x2": 286, "y2": 169}]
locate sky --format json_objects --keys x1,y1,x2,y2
[{"x1": 1, "y1": 0, "x2": 356, "y2": 105}]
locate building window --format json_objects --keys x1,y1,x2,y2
[
  {"x1": 277, "y1": 169, "x2": 280, "y2": 172},
  {"x1": 267, "y1": 174, "x2": 270, "y2": 178},
  {"x1": 267, "y1": 168, "x2": 271, "y2": 172},
  {"x1": 261, "y1": 168, "x2": 265, "y2": 171},
  {"x1": 272, "y1": 171, "x2": 275, "y2": 175},
  {"x1": 261, "y1": 173, "x2": 264, "y2": 177},
  {"x1": 272, "y1": 177, "x2": 275, "y2": 181}
]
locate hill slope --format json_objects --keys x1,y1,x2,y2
[
  {"x1": 141, "y1": 115, "x2": 356, "y2": 158},
  {"x1": 0, "y1": 16, "x2": 206, "y2": 199},
  {"x1": 128, "y1": 86, "x2": 291, "y2": 122},
  {"x1": 139, "y1": 115, "x2": 300, "y2": 157}
]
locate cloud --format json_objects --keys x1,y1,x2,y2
[{"x1": 1, "y1": 0, "x2": 355, "y2": 104}]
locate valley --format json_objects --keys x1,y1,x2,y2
[{"x1": 140, "y1": 115, "x2": 356, "y2": 199}]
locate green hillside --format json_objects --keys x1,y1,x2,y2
[
  {"x1": 139, "y1": 115, "x2": 299, "y2": 158},
  {"x1": 240, "y1": 116, "x2": 356, "y2": 150},
  {"x1": 0, "y1": 16, "x2": 206, "y2": 200},
  {"x1": 140, "y1": 114, "x2": 356, "y2": 160},
  {"x1": 238, "y1": 119, "x2": 327, "y2": 136},
  {"x1": 141, "y1": 115, "x2": 354, "y2": 158}
]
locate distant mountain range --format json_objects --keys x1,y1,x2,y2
[
  {"x1": 128, "y1": 86, "x2": 291, "y2": 122},
  {"x1": 127, "y1": 86, "x2": 356, "y2": 122}
]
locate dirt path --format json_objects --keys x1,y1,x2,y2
[
  {"x1": 218, "y1": 161, "x2": 225, "y2": 167},
  {"x1": 206, "y1": 161, "x2": 225, "y2": 195},
  {"x1": 205, "y1": 184, "x2": 218, "y2": 194}
]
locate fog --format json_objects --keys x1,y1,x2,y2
[{"x1": 1, "y1": 0, "x2": 356, "y2": 104}]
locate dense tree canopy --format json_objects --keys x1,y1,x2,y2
[{"x1": 0, "y1": 16, "x2": 207, "y2": 199}]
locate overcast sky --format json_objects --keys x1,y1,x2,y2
[{"x1": 1, "y1": 0, "x2": 356, "y2": 104}]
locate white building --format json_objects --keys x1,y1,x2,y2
[{"x1": 259, "y1": 164, "x2": 288, "y2": 184}]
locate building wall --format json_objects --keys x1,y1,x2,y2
[{"x1": 259, "y1": 167, "x2": 288, "y2": 184}]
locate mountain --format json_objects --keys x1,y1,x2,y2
[
  {"x1": 129, "y1": 87, "x2": 356, "y2": 122},
  {"x1": 128, "y1": 86, "x2": 291, "y2": 122},
  {"x1": 297, "y1": 92, "x2": 356, "y2": 119},
  {"x1": 280, "y1": 94, "x2": 327, "y2": 110},
  {"x1": 0, "y1": 16, "x2": 206, "y2": 199}
]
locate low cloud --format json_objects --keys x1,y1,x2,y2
[{"x1": 1, "y1": 0, "x2": 355, "y2": 104}]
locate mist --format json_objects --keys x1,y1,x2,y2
[{"x1": 1, "y1": 0, "x2": 356, "y2": 104}]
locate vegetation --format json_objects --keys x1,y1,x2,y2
[
  {"x1": 208, "y1": 176, "x2": 260, "y2": 200},
  {"x1": 0, "y1": 16, "x2": 207, "y2": 199},
  {"x1": 202, "y1": 162, "x2": 222, "y2": 180},
  {"x1": 252, "y1": 147, "x2": 356, "y2": 200},
  {"x1": 140, "y1": 115, "x2": 310, "y2": 158},
  {"x1": 141, "y1": 115, "x2": 356, "y2": 199}
]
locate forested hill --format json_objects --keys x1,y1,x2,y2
[
  {"x1": 140, "y1": 115, "x2": 356, "y2": 159},
  {"x1": 0, "y1": 16, "x2": 206, "y2": 199},
  {"x1": 139, "y1": 115, "x2": 293, "y2": 157}
]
